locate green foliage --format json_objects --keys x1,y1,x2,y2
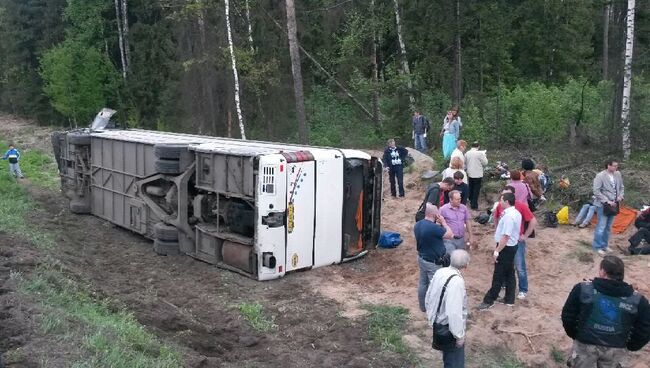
[
  {"x1": 17, "y1": 265, "x2": 181, "y2": 368},
  {"x1": 238, "y1": 302, "x2": 277, "y2": 332},
  {"x1": 551, "y1": 345, "x2": 566, "y2": 363},
  {"x1": 364, "y1": 304, "x2": 410, "y2": 354}
]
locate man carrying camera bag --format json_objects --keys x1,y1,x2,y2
[
  {"x1": 592, "y1": 159, "x2": 624, "y2": 256},
  {"x1": 425, "y1": 250, "x2": 470, "y2": 368}
]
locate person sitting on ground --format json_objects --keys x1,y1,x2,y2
[
  {"x1": 442, "y1": 157, "x2": 468, "y2": 185},
  {"x1": 443, "y1": 171, "x2": 469, "y2": 205},
  {"x1": 572, "y1": 199, "x2": 596, "y2": 228},
  {"x1": 623, "y1": 227, "x2": 650, "y2": 255},
  {"x1": 507, "y1": 170, "x2": 530, "y2": 205},
  {"x1": 561, "y1": 256, "x2": 650, "y2": 367},
  {"x1": 635, "y1": 207, "x2": 650, "y2": 230}
]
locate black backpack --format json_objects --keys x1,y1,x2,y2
[
  {"x1": 543, "y1": 211, "x2": 558, "y2": 228},
  {"x1": 415, "y1": 184, "x2": 441, "y2": 222}
]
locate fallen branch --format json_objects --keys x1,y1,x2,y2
[{"x1": 496, "y1": 328, "x2": 553, "y2": 354}]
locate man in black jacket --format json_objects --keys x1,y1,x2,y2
[
  {"x1": 383, "y1": 139, "x2": 409, "y2": 197},
  {"x1": 561, "y1": 256, "x2": 650, "y2": 367}
]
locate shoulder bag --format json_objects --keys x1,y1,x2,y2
[
  {"x1": 603, "y1": 184, "x2": 620, "y2": 216},
  {"x1": 415, "y1": 184, "x2": 440, "y2": 222},
  {"x1": 431, "y1": 274, "x2": 458, "y2": 351}
]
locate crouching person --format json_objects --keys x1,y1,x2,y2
[
  {"x1": 425, "y1": 250, "x2": 470, "y2": 368},
  {"x1": 561, "y1": 256, "x2": 650, "y2": 367}
]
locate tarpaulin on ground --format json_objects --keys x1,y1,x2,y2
[{"x1": 591, "y1": 205, "x2": 638, "y2": 234}]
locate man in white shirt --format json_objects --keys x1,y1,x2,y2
[
  {"x1": 425, "y1": 250, "x2": 470, "y2": 368},
  {"x1": 478, "y1": 192, "x2": 522, "y2": 310},
  {"x1": 450, "y1": 140, "x2": 467, "y2": 169},
  {"x1": 464, "y1": 141, "x2": 488, "y2": 210}
]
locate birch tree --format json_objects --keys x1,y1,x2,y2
[
  {"x1": 620, "y1": 0, "x2": 635, "y2": 160},
  {"x1": 225, "y1": 0, "x2": 247, "y2": 139},
  {"x1": 121, "y1": 0, "x2": 130, "y2": 68},
  {"x1": 392, "y1": 0, "x2": 415, "y2": 111},
  {"x1": 114, "y1": 0, "x2": 127, "y2": 79},
  {"x1": 453, "y1": 0, "x2": 462, "y2": 106},
  {"x1": 285, "y1": 0, "x2": 308, "y2": 144},
  {"x1": 602, "y1": 0, "x2": 611, "y2": 80}
]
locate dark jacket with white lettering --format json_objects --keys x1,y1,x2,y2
[{"x1": 561, "y1": 278, "x2": 650, "y2": 351}]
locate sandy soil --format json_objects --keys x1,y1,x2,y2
[{"x1": 1, "y1": 114, "x2": 649, "y2": 367}]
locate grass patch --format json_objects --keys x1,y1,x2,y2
[
  {"x1": 364, "y1": 304, "x2": 410, "y2": 354},
  {"x1": 470, "y1": 345, "x2": 525, "y2": 368},
  {"x1": 0, "y1": 140, "x2": 59, "y2": 248},
  {"x1": 14, "y1": 265, "x2": 182, "y2": 368},
  {"x1": 551, "y1": 345, "x2": 566, "y2": 363},
  {"x1": 238, "y1": 302, "x2": 277, "y2": 332}
]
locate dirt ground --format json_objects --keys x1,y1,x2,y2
[{"x1": 1, "y1": 115, "x2": 649, "y2": 367}]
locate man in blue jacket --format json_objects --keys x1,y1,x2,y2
[
  {"x1": 561, "y1": 255, "x2": 650, "y2": 367},
  {"x1": 2, "y1": 144, "x2": 25, "y2": 178}
]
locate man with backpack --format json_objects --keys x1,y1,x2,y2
[
  {"x1": 2, "y1": 144, "x2": 25, "y2": 179},
  {"x1": 415, "y1": 177, "x2": 455, "y2": 222}
]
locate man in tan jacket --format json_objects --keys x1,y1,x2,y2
[{"x1": 464, "y1": 141, "x2": 487, "y2": 210}]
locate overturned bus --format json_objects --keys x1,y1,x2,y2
[{"x1": 51, "y1": 112, "x2": 382, "y2": 280}]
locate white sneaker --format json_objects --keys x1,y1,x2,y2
[
  {"x1": 517, "y1": 292, "x2": 527, "y2": 300},
  {"x1": 597, "y1": 249, "x2": 607, "y2": 256},
  {"x1": 605, "y1": 247, "x2": 614, "y2": 253}
]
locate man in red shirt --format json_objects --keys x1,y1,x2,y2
[{"x1": 494, "y1": 185, "x2": 537, "y2": 299}]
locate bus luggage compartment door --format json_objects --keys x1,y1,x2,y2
[{"x1": 285, "y1": 161, "x2": 315, "y2": 272}]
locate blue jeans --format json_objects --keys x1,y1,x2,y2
[
  {"x1": 442, "y1": 344, "x2": 465, "y2": 368},
  {"x1": 514, "y1": 240, "x2": 528, "y2": 293},
  {"x1": 575, "y1": 204, "x2": 596, "y2": 226},
  {"x1": 418, "y1": 256, "x2": 441, "y2": 312},
  {"x1": 593, "y1": 206, "x2": 615, "y2": 251},
  {"x1": 414, "y1": 133, "x2": 427, "y2": 153}
]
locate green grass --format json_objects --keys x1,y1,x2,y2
[
  {"x1": 469, "y1": 345, "x2": 525, "y2": 368},
  {"x1": 0, "y1": 141, "x2": 59, "y2": 248},
  {"x1": 364, "y1": 304, "x2": 410, "y2": 354},
  {"x1": 14, "y1": 265, "x2": 182, "y2": 368},
  {"x1": 238, "y1": 302, "x2": 277, "y2": 332},
  {"x1": 551, "y1": 345, "x2": 566, "y2": 363}
]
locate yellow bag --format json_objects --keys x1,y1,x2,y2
[{"x1": 557, "y1": 206, "x2": 570, "y2": 225}]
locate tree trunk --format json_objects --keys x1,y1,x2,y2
[
  {"x1": 121, "y1": 0, "x2": 130, "y2": 69},
  {"x1": 453, "y1": 0, "x2": 462, "y2": 106},
  {"x1": 620, "y1": 0, "x2": 635, "y2": 160},
  {"x1": 392, "y1": 0, "x2": 415, "y2": 111},
  {"x1": 114, "y1": 0, "x2": 127, "y2": 79},
  {"x1": 245, "y1": 0, "x2": 270, "y2": 139},
  {"x1": 603, "y1": 1, "x2": 611, "y2": 80},
  {"x1": 285, "y1": 0, "x2": 308, "y2": 144},
  {"x1": 225, "y1": 0, "x2": 247, "y2": 139},
  {"x1": 371, "y1": 0, "x2": 381, "y2": 128}
]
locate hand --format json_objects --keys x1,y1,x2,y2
[
  {"x1": 456, "y1": 338, "x2": 465, "y2": 348},
  {"x1": 493, "y1": 250, "x2": 499, "y2": 263},
  {"x1": 617, "y1": 196, "x2": 623, "y2": 202},
  {"x1": 521, "y1": 235, "x2": 528, "y2": 242},
  {"x1": 437, "y1": 215, "x2": 447, "y2": 225}
]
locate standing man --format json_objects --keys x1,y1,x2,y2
[
  {"x1": 412, "y1": 110, "x2": 431, "y2": 153},
  {"x1": 592, "y1": 159, "x2": 624, "y2": 256},
  {"x1": 464, "y1": 141, "x2": 487, "y2": 210},
  {"x1": 424, "y1": 177, "x2": 456, "y2": 208},
  {"x1": 382, "y1": 139, "x2": 409, "y2": 198},
  {"x1": 561, "y1": 255, "x2": 650, "y2": 367},
  {"x1": 477, "y1": 192, "x2": 521, "y2": 310},
  {"x1": 440, "y1": 190, "x2": 473, "y2": 254},
  {"x1": 414, "y1": 203, "x2": 453, "y2": 312},
  {"x1": 493, "y1": 186, "x2": 537, "y2": 300},
  {"x1": 425, "y1": 250, "x2": 470, "y2": 368},
  {"x1": 2, "y1": 144, "x2": 25, "y2": 179}
]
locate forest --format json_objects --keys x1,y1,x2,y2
[{"x1": 0, "y1": 0, "x2": 649, "y2": 156}]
